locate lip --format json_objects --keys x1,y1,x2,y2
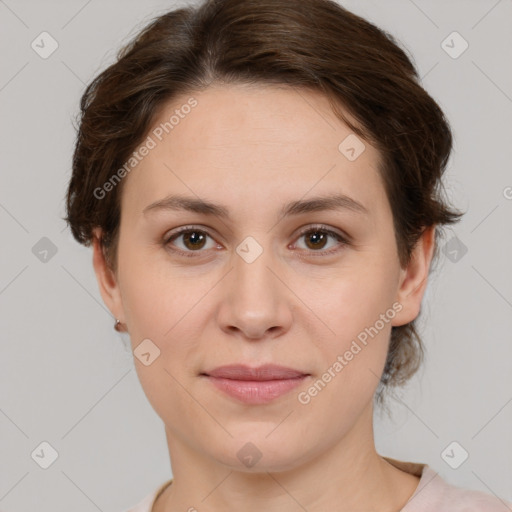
[
  {"x1": 201, "y1": 364, "x2": 310, "y2": 404},
  {"x1": 203, "y1": 364, "x2": 308, "y2": 380}
]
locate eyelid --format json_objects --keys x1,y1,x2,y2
[
  {"x1": 163, "y1": 224, "x2": 223, "y2": 243},
  {"x1": 293, "y1": 223, "x2": 350, "y2": 242}
]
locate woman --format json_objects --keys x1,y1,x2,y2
[{"x1": 65, "y1": 0, "x2": 511, "y2": 510}]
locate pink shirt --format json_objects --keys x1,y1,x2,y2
[{"x1": 125, "y1": 457, "x2": 512, "y2": 511}]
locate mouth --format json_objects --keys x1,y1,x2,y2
[{"x1": 200, "y1": 364, "x2": 310, "y2": 404}]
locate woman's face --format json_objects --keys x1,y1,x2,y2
[{"x1": 93, "y1": 83, "x2": 433, "y2": 472}]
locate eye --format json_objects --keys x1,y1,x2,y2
[
  {"x1": 163, "y1": 224, "x2": 349, "y2": 258},
  {"x1": 164, "y1": 226, "x2": 218, "y2": 257},
  {"x1": 292, "y1": 224, "x2": 349, "y2": 256}
]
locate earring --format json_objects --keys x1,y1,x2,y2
[{"x1": 114, "y1": 319, "x2": 124, "y2": 332}]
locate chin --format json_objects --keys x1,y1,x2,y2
[{"x1": 208, "y1": 433, "x2": 314, "y2": 473}]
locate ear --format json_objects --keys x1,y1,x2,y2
[
  {"x1": 391, "y1": 225, "x2": 436, "y2": 327},
  {"x1": 91, "y1": 227, "x2": 126, "y2": 325}
]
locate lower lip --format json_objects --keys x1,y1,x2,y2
[{"x1": 204, "y1": 375, "x2": 308, "y2": 404}]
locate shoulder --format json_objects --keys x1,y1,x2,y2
[
  {"x1": 123, "y1": 491, "x2": 154, "y2": 512},
  {"x1": 383, "y1": 456, "x2": 511, "y2": 512},
  {"x1": 123, "y1": 479, "x2": 173, "y2": 512},
  {"x1": 403, "y1": 464, "x2": 512, "y2": 512}
]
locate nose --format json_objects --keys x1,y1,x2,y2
[{"x1": 215, "y1": 240, "x2": 293, "y2": 340}]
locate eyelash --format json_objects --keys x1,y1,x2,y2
[{"x1": 163, "y1": 224, "x2": 350, "y2": 259}]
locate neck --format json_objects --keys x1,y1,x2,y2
[{"x1": 154, "y1": 402, "x2": 420, "y2": 512}]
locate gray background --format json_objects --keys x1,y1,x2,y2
[{"x1": 1, "y1": 0, "x2": 511, "y2": 510}]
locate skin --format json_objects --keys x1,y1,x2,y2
[{"x1": 92, "y1": 83, "x2": 435, "y2": 511}]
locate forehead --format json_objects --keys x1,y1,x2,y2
[{"x1": 121, "y1": 83, "x2": 387, "y2": 220}]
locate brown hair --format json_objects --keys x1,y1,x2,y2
[{"x1": 64, "y1": 0, "x2": 464, "y2": 409}]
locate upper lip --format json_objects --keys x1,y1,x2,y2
[{"x1": 202, "y1": 364, "x2": 309, "y2": 381}]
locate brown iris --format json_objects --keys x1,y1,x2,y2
[
  {"x1": 304, "y1": 230, "x2": 328, "y2": 250},
  {"x1": 182, "y1": 231, "x2": 207, "y2": 250}
]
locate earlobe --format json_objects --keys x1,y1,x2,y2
[
  {"x1": 391, "y1": 226, "x2": 436, "y2": 327},
  {"x1": 91, "y1": 228, "x2": 126, "y2": 325}
]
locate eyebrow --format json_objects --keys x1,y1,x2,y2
[{"x1": 142, "y1": 192, "x2": 369, "y2": 219}]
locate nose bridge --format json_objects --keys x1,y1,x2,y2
[
  {"x1": 217, "y1": 233, "x2": 292, "y2": 338},
  {"x1": 234, "y1": 234, "x2": 279, "y2": 307}
]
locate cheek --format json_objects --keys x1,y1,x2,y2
[
  {"x1": 118, "y1": 259, "x2": 204, "y2": 422},
  {"x1": 305, "y1": 263, "x2": 399, "y2": 385},
  {"x1": 116, "y1": 242, "x2": 214, "y2": 376},
  {"x1": 117, "y1": 235, "x2": 186, "y2": 334},
  {"x1": 296, "y1": 277, "x2": 396, "y2": 425},
  {"x1": 314, "y1": 260, "x2": 398, "y2": 334}
]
